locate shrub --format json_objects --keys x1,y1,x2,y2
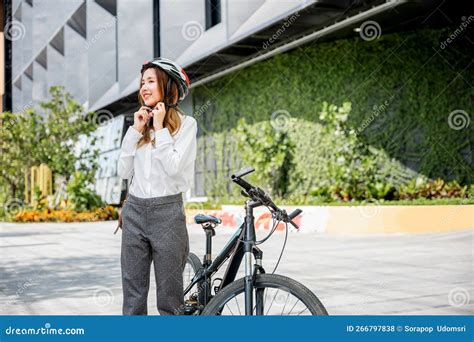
[
  {"x1": 66, "y1": 171, "x2": 104, "y2": 211},
  {"x1": 397, "y1": 177, "x2": 470, "y2": 200},
  {"x1": 233, "y1": 118, "x2": 295, "y2": 197}
]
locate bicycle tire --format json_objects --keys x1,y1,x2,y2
[
  {"x1": 183, "y1": 252, "x2": 205, "y2": 306},
  {"x1": 201, "y1": 273, "x2": 328, "y2": 316}
]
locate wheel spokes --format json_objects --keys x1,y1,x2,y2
[{"x1": 217, "y1": 287, "x2": 313, "y2": 316}]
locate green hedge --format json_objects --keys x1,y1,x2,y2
[
  {"x1": 194, "y1": 103, "x2": 472, "y2": 203},
  {"x1": 192, "y1": 27, "x2": 473, "y2": 191}
]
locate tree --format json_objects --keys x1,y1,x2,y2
[{"x1": 0, "y1": 86, "x2": 100, "y2": 201}]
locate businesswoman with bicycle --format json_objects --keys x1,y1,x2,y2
[{"x1": 117, "y1": 58, "x2": 197, "y2": 315}]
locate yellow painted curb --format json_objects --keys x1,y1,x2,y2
[
  {"x1": 324, "y1": 205, "x2": 474, "y2": 234},
  {"x1": 186, "y1": 205, "x2": 474, "y2": 234}
]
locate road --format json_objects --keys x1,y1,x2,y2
[{"x1": 0, "y1": 221, "x2": 472, "y2": 315}]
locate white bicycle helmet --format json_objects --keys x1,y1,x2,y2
[{"x1": 141, "y1": 57, "x2": 191, "y2": 106}]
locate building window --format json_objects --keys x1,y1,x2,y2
[{"x1": 205, "y1": 0, "x2": 221, "y2": 30}]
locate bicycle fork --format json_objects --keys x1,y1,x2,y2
[{"x1": 243, "y1": 199, "x2": 264, "y2": 315}]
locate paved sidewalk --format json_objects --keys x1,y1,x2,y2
[{"x1": 0, "y1": 221, "x2": 472, "y2": 315}]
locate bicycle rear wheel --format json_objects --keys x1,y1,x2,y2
[
  {"x1": 201, "y1": 273, "x2": 328, "y2": 316},
  {"x1": 183, "y1": 252, "x2": 205, "y2": 311}
]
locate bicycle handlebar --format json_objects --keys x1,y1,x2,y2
[
  {"x1": 230, "y1": 173, "x2": 253, "y2": 193},
  {"x1": 232, "y1": 166, "x2": 255, "y2": 179},
  {"x1": 231, "y1": 167, "x2": 302, "y2": 229},
  {"x1": 288, "y1": 208, "x2": 302, "y2": 221}
]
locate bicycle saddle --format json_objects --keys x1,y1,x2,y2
[{"x1": 194, "y1": 214, "x2": 222, "y2": 225}]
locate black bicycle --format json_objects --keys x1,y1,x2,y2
[{"x1": 182, "y1": 166, "x2": 328, "y2": 316}]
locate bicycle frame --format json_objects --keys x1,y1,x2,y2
[{"x1": 184, "y1": 198, "x2": 264, "y2": 314}]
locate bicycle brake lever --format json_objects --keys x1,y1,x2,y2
[
  {"x1": 241, "y1": 190, "x2": 250, "y2": 198},
  {"x1": 271, "y1": 211, "x2": 299, "y2": 230}
]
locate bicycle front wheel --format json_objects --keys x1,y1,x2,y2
[{"x1": 201, "y1": 273, "x2": 328, "y2": 316}]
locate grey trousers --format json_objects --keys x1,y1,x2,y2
[{"x1": 120, "y1": 192, "x2": 189, "y2": 315}]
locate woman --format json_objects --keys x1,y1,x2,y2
[{"x1": 117, "y1": 57, "x2": 197, "y2": 315}]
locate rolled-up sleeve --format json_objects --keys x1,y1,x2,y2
[
  {"x1": 117, "y1": 126, "x2": 143, "y2": 179},
  {"x1": 152, "y1": 118, "x2": 197, "y2": 177}
]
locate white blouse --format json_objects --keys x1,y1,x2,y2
[{"x1": 117, "y1": 114, "x2": 198, "y2": 198}]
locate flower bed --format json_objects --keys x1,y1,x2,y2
[{"x1": 12, "y1": 206, "x2": 118, "y2": 223}]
